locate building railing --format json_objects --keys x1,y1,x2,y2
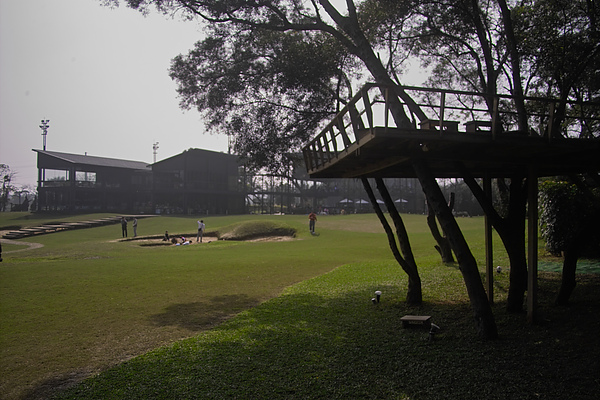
[{"x1": 302, "y1": 83, "x2": 600, "y2": 172}]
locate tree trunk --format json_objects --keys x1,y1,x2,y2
[
  {"x1": 362, "y1": 178, "x2": 422, "y2": 305},
  {"x1": 556, "y1": 247, "x2": 578, "y2": 306},
  {"x1": 413, "y1": 159, "x2": 498, "y2": 339},
  {"x1": 501, "y1": 219, "x2": 529, "y2": 312},
  {"x1": 426, "y1": 199, "x2": 455, "y2": 263},
  {"x1": 497, "y1": 0, "x2": 529, "y2": 132},
  {"x1": 460, "y1": 167, "x2": 529, "y2": 313},
  {"x1": 491, "y1": 177, "x2": 529, "y2": 313}
]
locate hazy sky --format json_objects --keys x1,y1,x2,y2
[{"x1": 0, "y1": 0, "x2": 229, "y2": 187}]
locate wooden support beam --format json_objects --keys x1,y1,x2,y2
[
  {"x1": 484, "y1": 172, "x2": 494, "y2": 304},
  {"x1": 491, "y1": 96, "x2": 499, "y2": 140},
  {"x1": 527, "y1": 166, "x2": 539, "y2": 323},
  {"x1": 439, "y1": 92, "x2": 446, "y2": 135}
]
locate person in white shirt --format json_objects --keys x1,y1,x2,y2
[{"x1": 197, "y1": 220, "x2": 205, "y2": 243}]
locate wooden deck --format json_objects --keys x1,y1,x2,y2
[
  {"x1": 305, "y1": 126, "x2": 600, "y2": 179},
  {"x1": 303, "y1": 84, "x2": 600, "y2": 179}
]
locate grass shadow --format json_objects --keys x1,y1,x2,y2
[
  {"x1": 55, "y1": 271, "x2": 600, "y2": 400},
  {"x1": 149, "y1": 294, "x2": 259, "y2": 332}
]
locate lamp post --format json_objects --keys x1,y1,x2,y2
[
  {"x1": 153, "y1": 142, "x2": 159, "y2": 163},
  {"x1": 39, "y1": 119, "x2": 50, "y2": 150}
]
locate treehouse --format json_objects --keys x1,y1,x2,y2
[
  {"x1": 302, "y1": 83, "x2": 600, "y2": 321},
  {"x1": 303, "y1": 84, "x2": 600, "y2": 179}
]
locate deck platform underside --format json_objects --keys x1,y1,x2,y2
[{"x1": 307, "y1": 127, "x2": 600, "y2": 179}]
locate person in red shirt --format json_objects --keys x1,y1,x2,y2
[{"x1": 308, "y1": 212, "x2": 317, "y2": 234}]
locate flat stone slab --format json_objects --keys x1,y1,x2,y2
[{"x1": 401, "y1": 315, "x2": 432, "y2": 328}]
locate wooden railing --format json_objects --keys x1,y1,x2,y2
[{"x1": 302, "y1": 84, "x2": 600, "y2": 172}]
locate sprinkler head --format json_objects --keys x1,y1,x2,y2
[{"x1": 375, "y1": 290, "x2": 382, "y2": 303}]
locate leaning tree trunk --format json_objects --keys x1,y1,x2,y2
[
  {"x1": 362, "y1": 178, "x2": 422, "y2": 305},
  {"x1": 413, "y1": 159, "x2": 498, "y2": 339},
  {"x1": 426, "y1": 195, "x2": 455, "y2": 263},
  {"x1": 376, "y1": 177, "x2": 423, "y2": 304}
]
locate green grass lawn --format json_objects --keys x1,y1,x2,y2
[{"x1": 1, "y1": 212, "x2": 598, "y2": 399}]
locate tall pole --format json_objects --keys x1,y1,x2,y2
[
  {"x1": 39, "y1": 119, "x2": 50, "y2": 150},
  {"x1": 527, "y1": 166, "x2": 538, "y2": 324},
  {"x1": 153, "y1": 142, "x2": 159, "y2": 163},
  {"x1": 484, "y1": 172, "x2": 493, "y2": 304}
]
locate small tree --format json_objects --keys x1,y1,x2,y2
[
  {"x1": 539, "y1": 180, "x2": 600, "y2": 305},
  {"x1": 0, "y1": 164, "x2": 16, "y2": 212}
]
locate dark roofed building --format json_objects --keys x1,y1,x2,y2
[
  {"x1": 34, "y1": 150, "x2": 152, "y2": 213},
  {"x1": 151, "y1": 148, "x2": 245, "y2": 215},
  {"x1": 33, "y1": 148, "x2": 245, "y2": 215}
]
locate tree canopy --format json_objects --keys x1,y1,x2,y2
[
  {"x1": 109, "y1": 0, "x2": 599, "y2": 164},
  {"x1": 169, "y1": 26, "x2": 353, "y2": 173},
  {"x1": 540, "y1": 181, "x2": 600, "y2": 257},
  {"x1": 539, "y1": 180, "x2": 600, "y2": 305}
]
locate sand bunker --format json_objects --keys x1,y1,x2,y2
[{"x1": 127, "y1": 235, "x2": 295, "y2": 247}]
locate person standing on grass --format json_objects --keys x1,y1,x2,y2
[
  {"x1": 197, "y1": 219, "x2": 205, "y2": 243},
  {"x1": 132, "y1": 217, "x2": 138, "y2": 237},
  {"x1": 121, "y1": 216, "x2": 128, "y2": 238},
  {"x1": 308, "y1": 212, "x2": 317, "y2": 234}
]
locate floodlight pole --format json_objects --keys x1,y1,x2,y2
[
  {"x1": 39, "y1": 119, "x2": 50, "y2": 150},
  {"x1": 153, "y1": 142, "x2": 159, "y2": 163}
]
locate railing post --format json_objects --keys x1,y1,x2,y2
[
  {"x1": 439, "y1": 91, "x2": 446, "y2": 135},
  {"x1": 316, "y1": 139, "x2": 325, "y2": 168},
  {"x1": 328, "y1": 127, "x2": 337, "y2": 158},
  {"x1": 362, "y1": 87, "x2": 374, "y2": 130},
  {"x1": 384, "y1": 86, "x2": 390, "y2": 132},
  {"x1": 321, "y1": 135, "x2": 331, "y2": 163},
  {"x1": 547, "y1": 102, "x2": 555, "y2": 142},
  {"x1": 491, "y1": 96, "x2": 499, "y2": 140}
]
